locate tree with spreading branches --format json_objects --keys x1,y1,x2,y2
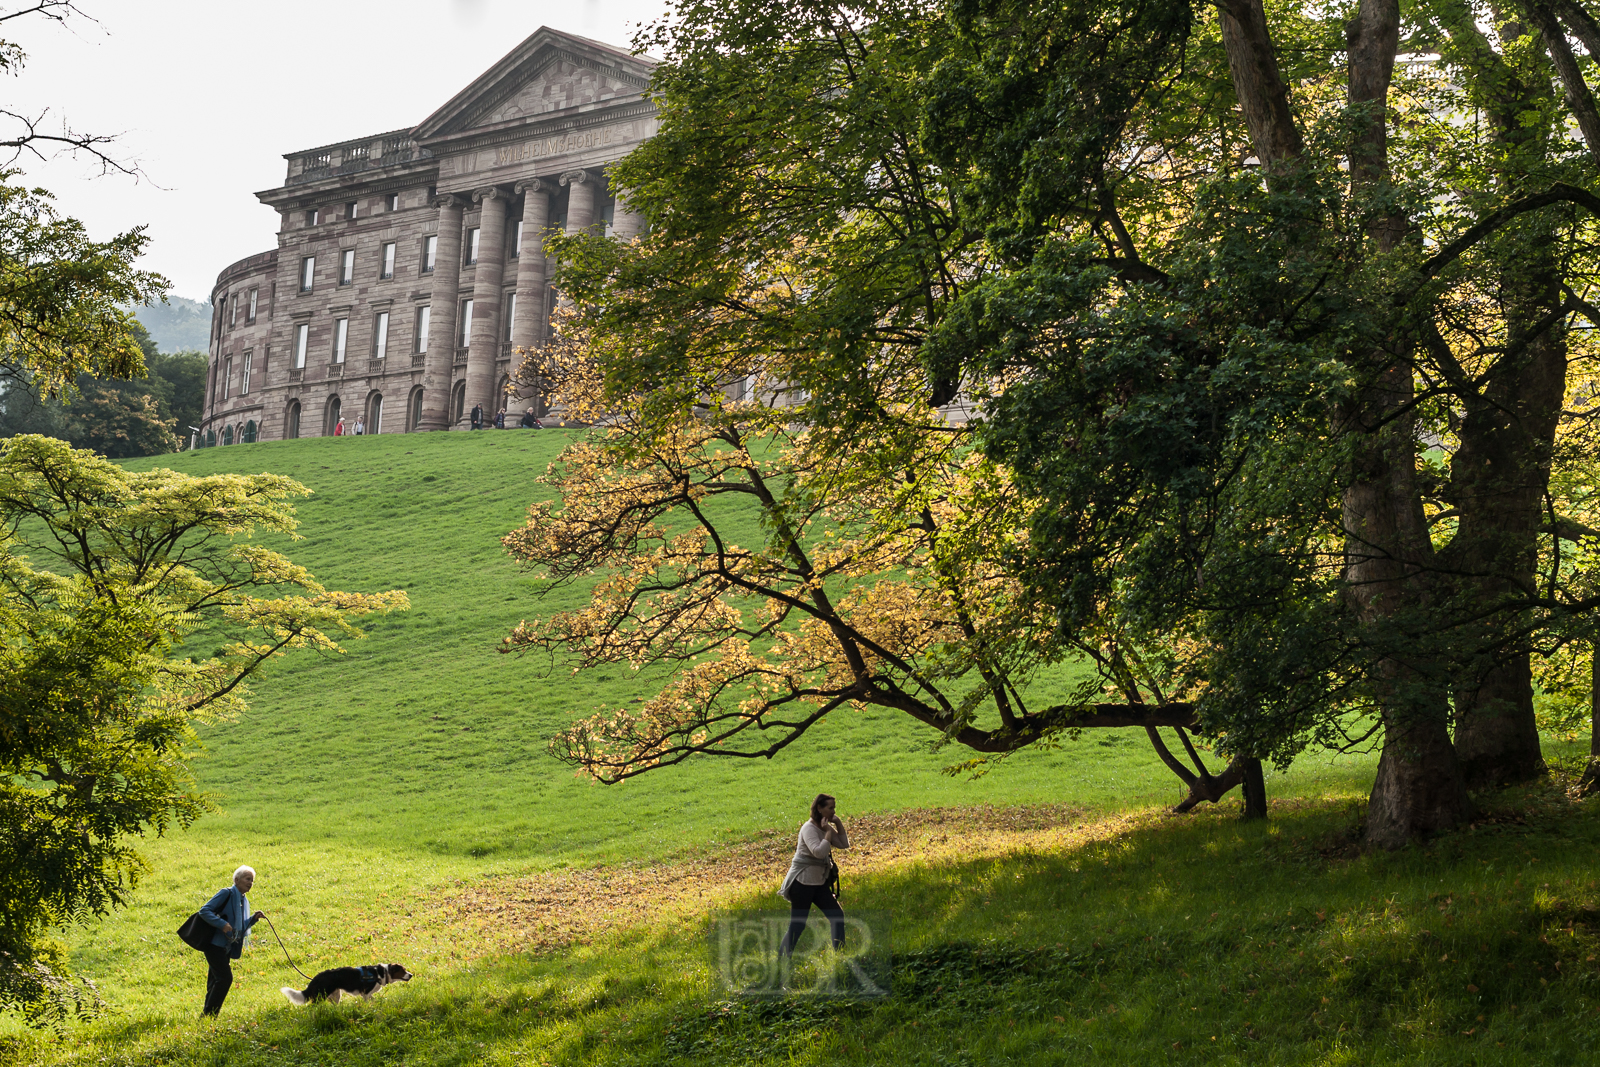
[
  {"x1": 509, "y1": 0, "x2": 1600, "y2": 847},
  {"x1": 0, "y1": 436, "x2": 407, "y2": 1025}
]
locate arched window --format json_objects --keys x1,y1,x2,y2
[
  {"x1": 367, "y1": 392, "x2": 383, "y2": 435},
  {"x1": 407, "y1": 387, "x2": 424, "y2": 431},
  {"x1": 286, "y1": 401, "x2": 301, "y2": 439},
  {"x1": 221, "y1": 425, "x2": 234, "y2": 446},
  {"x1": 324, "y1": 395, "x2": 342, "y2": 436},
  {"x1": 451, "y1": 380, "x2": 466, "y2": 424},
  {"x1": 243, "y1": 420, "x2": 257, "y2": 443},
  {"x1": 205, "y1": 429, "x2": 216, "y2": 448}
]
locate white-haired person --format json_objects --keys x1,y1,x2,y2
[{"x1": 197, "y1": 865, "x2": 265, "y2": 1017}]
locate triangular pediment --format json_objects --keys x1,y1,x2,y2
[{"x1": 413, "y1": 27, "x2": 655, "y2": 142}]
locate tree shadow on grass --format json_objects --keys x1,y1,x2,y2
[{"x1": 34, "y1": 797, "x2": 1600, "y2": 1067}]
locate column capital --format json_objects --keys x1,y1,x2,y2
[
  {"x1": 514, "y1": 178, "x2": 552, "y2": 195},
  {"x1": 559, "y1": 169, "x2": 593, "y2": 187},
  {"x1": 473, "y1": 185, "x2": 509, "y2": 204},
  {"x1": 431, "y1": 193, "x2": 467, "y2": 210}
]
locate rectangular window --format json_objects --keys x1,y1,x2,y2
[
  {"x1": 222, "y1": 357, "x2": 232, "y2": 399},
  {"x1": 345, "y1": 201, "x2": 358, "y2": 220},
  {"x1": 241, "y1": 351, "x2": 253, "y2": 396},
  {"x1": 387, "y1": 193, "x2": 399, "y2": 212},
  {"x1": 230, "y1": 293, "x2": 238, "y2": 327},
  {"x1": 305, "y1": 208, "x2": 319, "y2": 227},
  {"x1": 504, "y1": 292, "x2": 517, "y2": 342},
  {"x1": 459, "y1": 299, "x2": 473, "y2": 347},
  {"x1": 511, "y1": 219, "x2": 523, "y2": 257},
  {"x1": 247, "y1": 287, "x2": 258, "y2": 322},
  {"x1": 333, "y1": 318, "x2": 348, "y2": 363},
  {"x1": 380, "y1": 242, "x2": 396, "y2": 279},
  {"x1": 415, "y1": 305, "x2": 430, "y2": 353},
  {"x1": 339, "y1": 248, "x2": 355, "y2": 285},
  {"x1": 294, "y1": 323, "x2": 309, "y2": 368},
  {"x1": 421, "y1": 234, "x2": 437, "y2": 273},
  {"x1": 374, "y1": 311, "x2": 390, "y2": 359},
  {"x1": 465, "y1": 227, "x2": 480, "y2": 265},
  {"x1": 300, "y1": 256, "x2": 315, "y2": 292}
]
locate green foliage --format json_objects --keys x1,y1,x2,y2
[
  {"x1": 0, "y1": 342, "x2": 209, "y2": 458},
  {"x1": 60, "y1": 385, "x2": 175, "y2": 458},
  {"x1": 581, "y1": 0, "x2": 966, "y2": 420},
  {"x1": 146, "y1": 351, "x2": 207, "y2": 439},
  {"x1": 0, "y1": 177, "x2": 166, "y2": 398},
  {"x1": 0, "y1": 436, "x2": 405, "y2": 1026},
  {"x1": 581, "y1": 0, "x2": 1600, "y2": 835}
]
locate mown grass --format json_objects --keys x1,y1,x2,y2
[
  {"x1": 12, "y1": 786, "x2": 1600, "y2": 1066},
  {"x1": 7, "y1": 429, "x2": 1525, "y2": 1064},
  {"x1": 0, "y1": 431, "x2": 1380, "y2": 1021}
]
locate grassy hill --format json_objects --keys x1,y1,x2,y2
[{"x1": 29, "y1": 428, "x2": 1571, "y2": 1065}]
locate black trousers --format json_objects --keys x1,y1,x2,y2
[
  {"x1": 779, "y1": 881, "x2": 845, "y2": 956},
  {"x1": 202, "y1": 945, "x2": 233, "y2": 1016}
]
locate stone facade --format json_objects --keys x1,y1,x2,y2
[{"x1": 199, "y1": 28, "x2": 656, "y2": 444}]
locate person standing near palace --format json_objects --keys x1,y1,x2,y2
[
  {"x1": 354, "y1": 416, "x2": 365, "y2": 435},
  {"x1": 471, "y1": 403, "x2": 484, "y2": 430},
  {"x1": 198, "y1": 865, "x2": 265, "y2": 1017},
  {"x1": 334, "y1": 416, "x2": 345, "y2": 436}
]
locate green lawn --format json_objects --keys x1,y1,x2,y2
[
  {"x1": 14, "y1": 788, "x2": 1600, "y2": 1066},
  {"x1": 11, "y1": 428, "x2": 1528, "y2": 1063}
]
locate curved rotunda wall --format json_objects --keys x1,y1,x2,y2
[
  {"x1": 197, "y1": 26, "x2": 656, "y2": 446},
  {"x1": 203, "y1": 250, "x2": 278, "y2": 447}
]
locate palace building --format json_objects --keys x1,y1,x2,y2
[{"x1": 198, "y1": 27, "x2": 655, "y2": 445}]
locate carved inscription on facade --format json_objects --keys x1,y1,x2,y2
[{"x1": 494, "y1": 125, "x2": 631, "y2": 166}]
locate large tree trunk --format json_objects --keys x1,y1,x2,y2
[
  {"x1": 1441, "y1": 222, "x2": 1563, "y2": 791},
  {"x1": 1366, "y1": 706, "x2": 1472, "y2": 847},
  {"x1": 1434, "y1": 10, "x2": 1566, "y2": 790},
  {"x1": 1343, "y1": 364, "x2": 1474, "y2": 845},
  {"x1": 1341, "y1": 0, "x2": 1474, "y2": 844}
]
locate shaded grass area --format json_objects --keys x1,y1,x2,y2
[{"x1": 14, "y1": 790, "x2": 1600, "y2": 1066}]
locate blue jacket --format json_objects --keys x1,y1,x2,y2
[{"x1": 198, "y1": 884, "x2": 258, "y2": 959}]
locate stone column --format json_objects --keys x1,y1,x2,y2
[
  {"x1": 418, "y1": 194, "x2": 466, "y2": 431},
  {"x1": 561, "y1": 169, "x2": 598, "y2": 235},
  {"x1": 611, "y1": 186, "x2": 647, "y2": 240},
  {"x1": 506, "y1": 179, "x2": 550, "y2": 418},
  {"x1": 463, "y1": 186, "x2": 509, "y2": 426}
]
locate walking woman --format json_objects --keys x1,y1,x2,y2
[
  {"x1": 778, "y1": 793, "x2": 849, "y2": 956},
  {"x1": 197, "y1": 865, "x2": 265, "y2": 1017}
]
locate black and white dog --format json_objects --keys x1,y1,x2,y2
[{"x1": 282, "y1": 963, "x2": 413, "y2": 1005}]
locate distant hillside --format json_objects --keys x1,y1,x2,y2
[{"x1": 132, "y1": 295, "x2": 211, "y2": 353}]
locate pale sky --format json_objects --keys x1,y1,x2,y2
[{"x1": 10, "y1": 0, "x2": 671, "y2": 300}]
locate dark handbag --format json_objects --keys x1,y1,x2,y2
[
  {"x1": 177, "y1": 911, "x2": 213, "y2": 952},
  {"x1": 825, "y1": 860, "x2": 841, "y2": 900}
]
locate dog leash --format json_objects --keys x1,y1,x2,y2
[{"x1": 259, "y1": 915, "x2": 314, "y2": 981}]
